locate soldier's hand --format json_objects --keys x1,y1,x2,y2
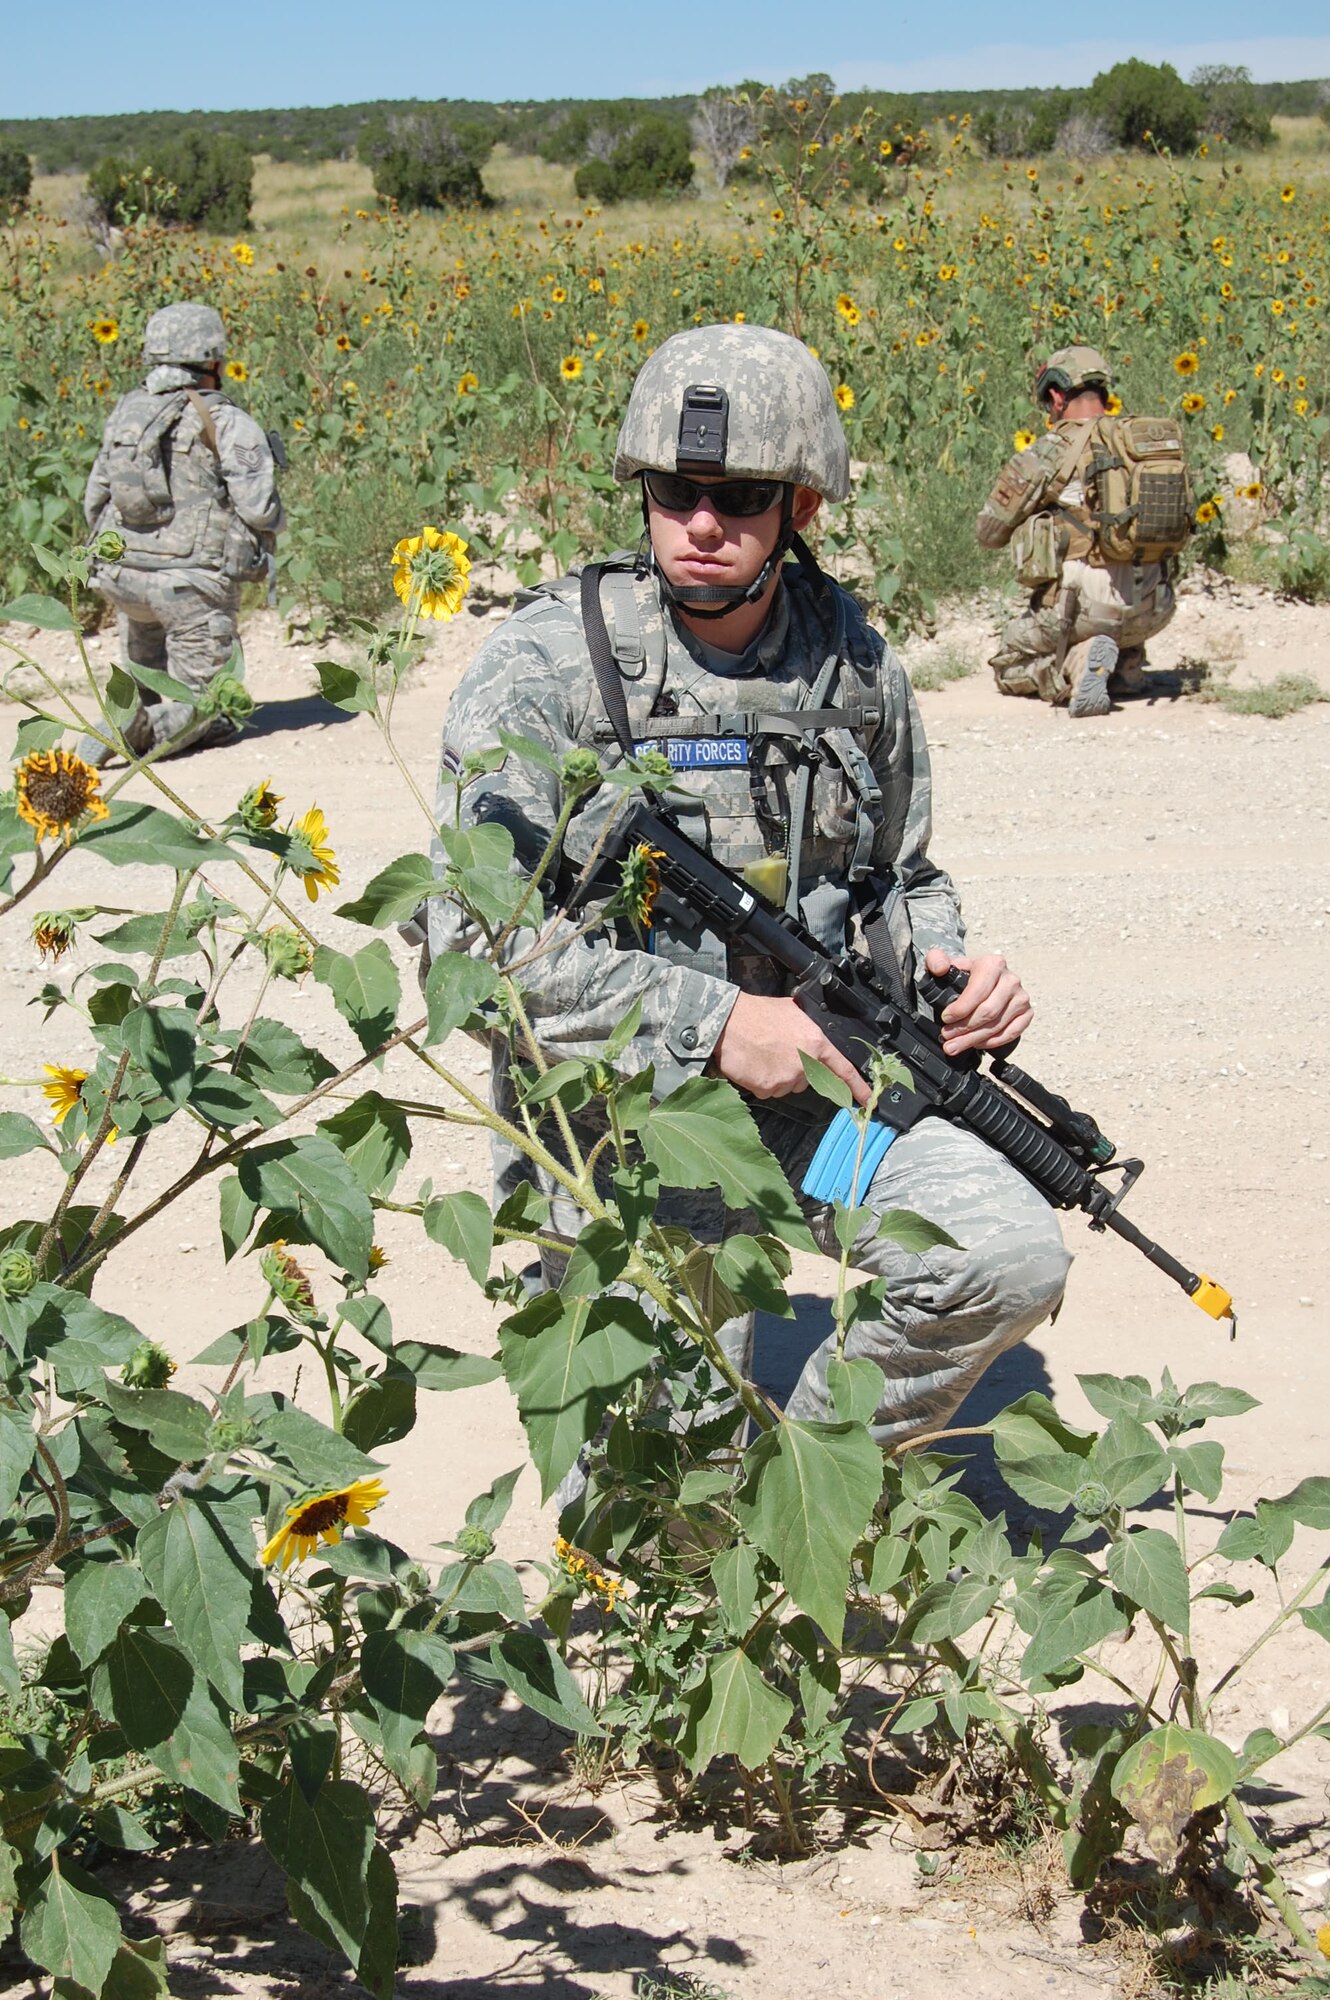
[
  {"x1": 711, "y1": 993, "x2": 871, "y2": 1106},
  {"x1": 925, "y1": 947, "x2": 1032, "y2": 1056}
]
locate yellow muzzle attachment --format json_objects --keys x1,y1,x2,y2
[{"x1": 1191, "y1": 1274, "x2": 1235, "y2": 1324}]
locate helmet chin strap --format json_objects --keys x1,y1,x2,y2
[{"x1": 643, "y1": 483, "x2": 797, "y2": 623}]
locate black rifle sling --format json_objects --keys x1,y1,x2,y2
[{"x1": 580, "y1": 563, "x2": 636, "y2": 759}]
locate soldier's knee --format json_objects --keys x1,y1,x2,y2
[{"x1": 937, "y1": 1206, "x2": 1070, "y2": 1327}]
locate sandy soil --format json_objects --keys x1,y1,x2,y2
[{"x1": 2, "y1": 568, "x2": 1329, "y2": 1998}]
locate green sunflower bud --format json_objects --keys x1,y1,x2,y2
[
  {"x1": 1073, "y1": 1480, "x2": 1114, "y2": 1522},
  {"x1": 560, "y1": 747, "x2": 602, "y2": 797},
  {"x1": 122, "y1": 1339, "x2": 177, "y2": 1388},
  {"x1": 94, "y1": 529, "x2": 127, "y2": 563},
  {"x1": 201, "y1": 675, "x2": 256, "y2": 722},
  {"x1": 260, "y1": 1241, "x2": 319, "y2": 1323},
  {"x1": 456, "y1": 1525, "x2": 496, "y2": 1561},
  {"x1": 208, "y1": 1416, "x2": 257, "y2": 1453},
  {"x1": 0, "y1": 1249, "x2": 38, "y2": 1301},
  {"x1": 262, "y1": 925, "x2": 314, "y2": 981},
  {"x1": 238, "y1": 778, "x2": 282, "y2": 832}
]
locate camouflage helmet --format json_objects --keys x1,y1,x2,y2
[
  {"x1": 1035, "y1": 344, "x2": 1111, "y2": 409},
  {"x1": 614, "y1": 324, "x2": 851, "y2": 501},
  {"x1": 142, "y1": 302, "x2": 227, "y2": 370}
]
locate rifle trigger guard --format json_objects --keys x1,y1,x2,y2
[{"x1": 1086, "y1": 1157, "x2": 1144, "y2": 1230}]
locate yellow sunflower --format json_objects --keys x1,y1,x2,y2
[
  {"x1": 1181, "y1": 393, "x2": 1205, "y2": 414},
  {"x1": 225, "y1": 360, "x2": 248, "y2": 383},
  {"x1": 90, "y1": 316, "x2": 119, "y2": 345},
  {"x1": 15, "y1": 749, "x2": 110, "y2": 846},
  {"x1": 1013, "y1": 429, "x2": 1036, "y2": 452},
  {"x1": 834, "y1": 383, "x2": 855, "y2": 412},
  {"x1": 390, "y1": 525, "x2": 471, "y2": 621},
  {"x1": 1211, "y1": 423, "x2": 1225, "y2": 442},
  {"x1": 231, "y1": 241, "x2": 255, "y2": 267},
  {"x1": 1173, "y1": 352, "x2": 1199, "y2": 377},
  {"x1": 290, "y1": 805, "x2": 340, "y2": 902},
  {"x1": 456, "y1": 370, "x2": 479, "y2": 395},
  {"x1": 632, "y1": 318, "x2": 649, "y2": 342},
  {"x1": 879, "y1": 140, "x2": 894, "y2": 157},
  {"x1": 1195, "y1": 500, "x2": 1218, "y2": 525},
  {"x1": 261, "y1": 1478, "x2": 388, "y2": 1571},
  {"x1": 335, "y1": 333, "x2": 352, "y2": 352},
  {"x1": 42, "y1": 1064, "x2": 87, "y2": 1127},
  {"x1": 560, "y1": 354, "x2": 583, "y2": 382},
  {"x1": 1105, "y1": 393, "x2": 1123, "y2": 415},
  {"x1": 835, "y1": 293, "x2": 858, "y2": 321},
  {"x1": 1280, "y1": 184, "x2": 1295, "y2": 204}
]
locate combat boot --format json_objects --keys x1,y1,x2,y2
[{"x1": 1069, "y1": 635, "x2": 1117, "y2": 717}]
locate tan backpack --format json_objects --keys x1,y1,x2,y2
[{"x1": 1080, "y1": 415, "x2": 1194, "y2": 565}]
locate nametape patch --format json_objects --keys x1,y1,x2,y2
[{"x1": 634, "y1": 737, "x2": 750, "y2": 768}]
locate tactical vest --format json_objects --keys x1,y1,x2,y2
[
  {"x1": 98, "y1": 387, "x2": 231, "y2": 571},
  {"x1": 532, "y1": 555, "x2": 896, "y2": 994}
]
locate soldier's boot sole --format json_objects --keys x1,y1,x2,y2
[{"x1": 1069, "y1": 635, "x2": 1118, "y2": 718}]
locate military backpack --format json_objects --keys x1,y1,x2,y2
[{"x1": 1082, "y1": 414, "x2": 1194, "y2": 564}]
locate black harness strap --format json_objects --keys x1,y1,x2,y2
[{"x1": 580, "y1": 563, "x2": 636, "y2": 759}]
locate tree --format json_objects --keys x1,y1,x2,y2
[
  {"x1": 1190, "y1": 64, "x2": 1274, "y2": 147},
  {"x1": 0, "y1": 139, "x2": 32, "y2": 209},
  {"x1": 574, "y1": 117, "x2": 695, "y2": 204},
  {"x1": 358, "y1": 111, "x2": 493, "y2": 210},
  {"x1": 87, "y1": 130, "x2": 252, "y2": 231},
  {"x1": 692, "y1": 87, "x2": 757, "y2": 190},
  {"x1": 1086, "y1": 59, "x2": 1201, "y2": 153}
]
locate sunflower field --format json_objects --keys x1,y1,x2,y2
[{"x1": 2, "y1": 114, "x2": 1328, "y2": 632}]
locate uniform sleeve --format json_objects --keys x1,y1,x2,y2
[
  {"x1": 84, "y1": 442, "x2": 111, "y2": 529},
  {"x1": 865, "y1": 636, "x2": 967, "y2": 980},
  {"x1": 975, "y1": 440, "x2": 1057, "y2": 550},
  {"x1": 212, "y1": 405, "x2": 283, "y2": 536},
  {"x1": 428, "y1": 610, "x2": 738, "y2": 1095}
]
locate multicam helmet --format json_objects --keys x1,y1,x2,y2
[
  {"x1": 142, "y1": 302, "x2": 228, "y2": 370},
  {"x1": 1034, "y1": 344, "x2": 1112, "y2": 409},
  {"x1": 614, "y1": 323, "x2": 851, "y2": 501}
]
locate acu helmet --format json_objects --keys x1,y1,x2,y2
[
  {"x1": 142, "y1": 302, "x2": 228, "y2": 371},
  {"x1": 1034, "y1": 343, "x2": 1112, "y2": 409},
  {"x1": 614, "y1": 323, "x2": 850, "y2": 617}
]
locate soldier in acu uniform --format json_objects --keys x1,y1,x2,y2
[
  {"x1": 81, "y1": 302, "x2": 283, "y2": 761},
  {"x1": 978, "y1": 345, "x2": 1179, "y2": 717},
  {"x1": 431, "y1": 324, "x2": 1069, "y2": 1449}
]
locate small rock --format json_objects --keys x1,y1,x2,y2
[{"x1": 1299, "y1": 1297, "x2": 1314, "y2": 1308}]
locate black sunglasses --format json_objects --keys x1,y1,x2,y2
[{"x1": 642, "y1": 470, "x2": 786, "y2": 519}]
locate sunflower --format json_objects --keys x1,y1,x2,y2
[
  {"x1": 1294, "y1": 398, "x2": 1309, "y2": 416},
  {"x1": 879, "y1": 140, "x2": 893, "y2": 157},
  {"x1": 1241, "y1": 482, "x2": 1262, "y2": 500},
  {"x1": 1280, "y1": 184, "x2": 1295, "y2": 203},
  {"x1": 335, "y1": 333, "x2": 352, "y2": 352},
  {"x1": 892, "y1": 236, "x2": 907, "y2": 252},
  {"x1": 289, "y1": 806, "x2": 340, "y2": 902},
  {"x1": 390, "y1": 525, "x2": 471, "y2": 621},
  {"x1": 1012, "y1": 429, "x2": 1036, "y2": 452},
  {"x1": 632, "y1": 318, "x2": 649, "y2": 342},
  {"x1": 1173, "y1": 352, "x2": 1199, "y2": 377},
  {"x1": 553, "y1": 1536, "x2": 620, "y2": 1613},
  {"x1": 261, "y1": 1478, "x2": 388, "y2": 1571},
  {"x1": 1220, "y1": 282, "x2": 1234, "y2": 301},
  {"x1": 1211, "y1": 423, "x2": 1225, "y2": 442},
  {"x1": 835, "y1": 293, "x2": 858, "y2": 321},
  {"x1": 1270, "y1": 299, "x2": 1285, "y2": 317},
  {"x1": 231, "y1": 241, "x2": 255, "y2": 267},
  {"x1": 32, "y1": 910, "x2": 87, "y2": 962},
  {"x1": 239, "y1": 777, "x2": 283, "y2": 830},
  {"x1": 15, "y1": 749, "x2": 109, "y2": 846},
  {"x1": 42, "y1": 1065, "x2": 87, "y2": 1127},
  {"x1": 834, "y1": 383, "x2": 855, "y2": 412},
  {"x1": 225, "y1": 360, "x2": 248, "y2": 383},
  {"x1": 1223, "y1": 388, "x2": 1237, "y2": 405},
  {"x1": 90, "y1": 316, "x2": 119, "y2": 345},
  {"x1": 1181, "y1": 393, "x2": 1205, "y2": 414},
  {"x1": 1105, "y1": 393, "x2": 1123, "y2": 415},
  {"x1": 1195, "y1": 500, "x2": 1218, "y2": 525},
  {"x1": 456, "y1": 370, "x2": 479, "y2": 396},
  {"x1": 560, "y1": 354, "x2": 583, "y2": 382}
]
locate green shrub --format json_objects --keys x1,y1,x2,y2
[
  {"x1": 575, "y1": 116, "x2": 694, "y2": 204},
  {"x1": 87, "y1": 130, "x2": 252, "y2": 230},
  {"x1": 1190, "y1": 63, "x2": 1275, "y2": 148},
  {"x1": 358, "y1": 110, "x2": 493, "y2": 210},
  {"x1": 975, "y1": 91, "x2": 1074, "y2": 157},
  {"x1": 1086, "y1": 58, "x2": 1201, "y2": 153},
  {"x1": 0, "y1": 138, "x2": 32, "y2": 209}
]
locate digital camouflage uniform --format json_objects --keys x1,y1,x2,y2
[
  {"x1": 978, "y1": 401, "x2": 1175, "y2": 707},
  {"x1": 430, "y1": 326, "x2": 1069, "y2": 1448},
  {"x1": 83, "y1": 303, "x2": 283, "y2": 757}
]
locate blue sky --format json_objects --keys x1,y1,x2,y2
[{"x1": 5, "y1": 1, "x2": 1329, "y2": 119}]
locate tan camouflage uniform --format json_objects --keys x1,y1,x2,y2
[
  {"x1": 977, "y1": 421, "x2": 1175, "y2": 704},
  {"x1": 430, "y1": 564, "x2": 1069, "y2": 1448},
  {"x1": 83, "y1": 303, "x2": 283, "y2": 755}
]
